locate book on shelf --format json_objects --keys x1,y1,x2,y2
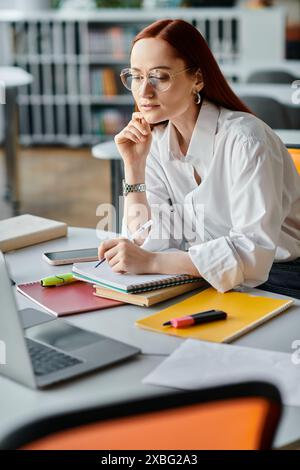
[
  {"x1": 102, "y1": 68, "x2": 117, "y2": 96},
  {"x1": 55, "y1": 102, "x2": 67, "y2": 139},
  {"x1": 27, "y1": 21, "x2": 38, "y2": 55},
  {"x1": 68, "y1": 103, "x2": 79, "y2": 138},
  {"x1": 109, "y1": 27, "x2": 124, "y2": 59},
  {"x1": 87, "y1": 26, "x2": 137, "y2": 58},
  {"x1": 29, "y1": 62, "x2": 43, "y2": 139},
  {"x1": 40, "y1": 22, "x2": 52, "y2": 56},
  {"x1": 52, "y1": 21, "x2": 64, "y2": 56},
  {"x1": 67, "y1": 63, "x2": 79, "y2": 96},
  {"x1": 90, "y1": 68, "x2": 119, "y2": 96},
  {"x1": 79, "y1": 62, "x2": 90, "y2": 95},
  {"x1": 15, "y1": 22, "x2": 27, "y2": 56},
  {"x1": 91, "y1": 108, "x2": 130, "y2": 136},
  {"x1": 40, "y1": 28, "x2": 55, "y2": 137},
  {"x1": 65, "y1": 22, "x2": 76, "y2": 56}
]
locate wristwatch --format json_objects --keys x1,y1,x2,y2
[{"x1": 122, "y1": 179, "x2": 146, "y2": 196}]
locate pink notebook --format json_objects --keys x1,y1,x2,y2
[{"x1": 17, "y1": 280, "x2": 124, "y2": 316}]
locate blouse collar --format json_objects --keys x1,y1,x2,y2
[{"x1": 157, "y1": 98, "x2": 220, "y2": 168}]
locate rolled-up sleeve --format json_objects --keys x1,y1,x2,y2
[{"x1": 188, "y1": 137, "x2": 284, "y2": 292}]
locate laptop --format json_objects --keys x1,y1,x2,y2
[{"x1": 0, "y1": 251, "x2": 140, "y2": 389}]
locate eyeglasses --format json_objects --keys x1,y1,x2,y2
[{"x1": 120, "y1": 67, "x2": 192, "y2": 93}]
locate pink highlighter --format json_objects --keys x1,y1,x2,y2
[{"x1": 163, "y1": 309, "x2": 227, "y2": 329}]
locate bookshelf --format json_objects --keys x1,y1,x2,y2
[{"x1": 0, "y1": 7, "x2": 286, "y2": 146}]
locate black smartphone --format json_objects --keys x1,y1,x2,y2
[{"x1": 43, "y1": 248, "x2": 98, "y2": 265}]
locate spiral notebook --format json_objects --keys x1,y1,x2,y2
[{"x1": 72, "y1": 261, "x2": 200, "y2": 294}]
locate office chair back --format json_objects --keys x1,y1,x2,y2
[
  {"x1": 247, "y1": 70, "x2": 297, "y2": 84},
  {"x1": 287, "y1": 147, "x2": 300, "y2": 174},
  {"x1": 1, "y1": 381, "x2": 282, "y2": 450},
  {"x1": 240, "y1": 95, "x2": 292, "y2": 129}
]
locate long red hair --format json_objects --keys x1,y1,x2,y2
[{"x1": 132, "y1": 19, "x2": 252, "y2": 114}]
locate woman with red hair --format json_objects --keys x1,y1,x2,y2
[{"x1": 98, "y1": 19, "x2": 300, "y2": 297}]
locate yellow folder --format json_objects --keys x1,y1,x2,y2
[{"x1": 136, "y1": 287, "x2": 294, "y2": 343}]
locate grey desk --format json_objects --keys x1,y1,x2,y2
[
  {"x1": 2, "y1": 226, "x2": 300, "y2": 448},
  {"x1": 0, "y1": 67, "x2": 33, "y2": 215}
]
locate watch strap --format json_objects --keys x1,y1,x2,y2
[{"x1": 122, "y1": 179, "x2": 146, "y2": 196}]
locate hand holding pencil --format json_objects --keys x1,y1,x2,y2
[{"x1": 95, "y1": 220, "x2": 153, "y2": 272}]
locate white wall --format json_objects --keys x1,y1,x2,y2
[
  {"x1": 237, "y1": 0, "x2": 300, "y2": 25},
  {"x1": 274, "y1": 0, "x2": 300, "y2": 24},
  {"x1": 0, "y1": 0, "x2": 50, "y2": 9}
]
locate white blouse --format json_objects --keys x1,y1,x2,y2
[{"x1": 122, "y1": 98, "x2": 300, "y2": 293}]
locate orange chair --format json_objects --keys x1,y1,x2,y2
[
  {"x1": 287, "y1": 147, "x2": 300, "y2": 175},
  {"x1": 0, "y1": 381, "x2": 282, "y2": 450}
]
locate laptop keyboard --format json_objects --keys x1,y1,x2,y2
[{"x1": 25, "y1": 338, "x2": 83, "y2": 376}]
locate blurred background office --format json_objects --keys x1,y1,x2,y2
[{"x1": 0, "y1": 0, "x2": 299, "y2": 230}]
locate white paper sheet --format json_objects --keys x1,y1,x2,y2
[{"x1": 143, "y1": 340, "x2": 300, "y2": 406}]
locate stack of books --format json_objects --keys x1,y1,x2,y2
[{"x1": 72, "y1": 261, "x2": 207, "y2": 307}]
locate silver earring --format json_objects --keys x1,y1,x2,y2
[{"x1": 194, "y1": 91, "x2": 201, "y2": 105}]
